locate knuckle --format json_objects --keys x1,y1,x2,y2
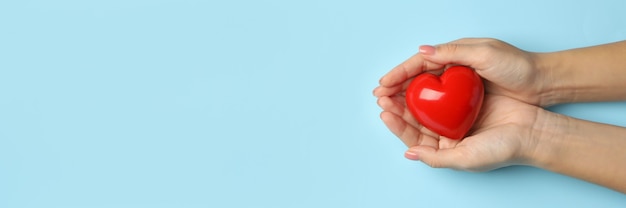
[
  {"x1": 425, "y1": 162, "x2": 439, "y2": 169},
  {"x1": 484, "y1": 38, "x2": 507, "y2": 49},
  {"x1": 438, "y1": 43, "x2": 460, "y2": 53},
  {"x1": 424, "y1": 160, "x2": 445, "y2": 169}
]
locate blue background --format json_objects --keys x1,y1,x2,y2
[{"x1": 1, "y1": 0, "x2": 626, "y2": 207}]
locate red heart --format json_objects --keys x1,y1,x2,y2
[{"x1": 405, "y1": 66, "x2": 484, "y2": 140}]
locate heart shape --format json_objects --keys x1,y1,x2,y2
[{"x1": 405, "y1": 65, "x2": 484, "y2": 140}]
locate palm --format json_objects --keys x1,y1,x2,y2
[{"x1": 379, "y1": 94, "x2": 541, "y2": 171}]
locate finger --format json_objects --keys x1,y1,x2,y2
[
  {"x1": 379, "y1": 53, "x2": 446, "y2": 88},
  {"x1": 373, "y1": 77, "x2": 413, "y2": 97},
  {"x1": 419, "y1": 43, "x2": 487, "y2": 68},
  {"x1": 380, "y1": 111, "x2": 421, "y2": 147},
  {"x1": 373, "y1": 85, "x2": 401, "y2": 97},
  {"x1": 379, "y1": 95, "x2": 423, "y2": 130},
  {"x1": 417, "y1": 37, "x2": 491, "y2": 62},
  {"x1": 404, "y1": 146, "x2": 467, "y2": 169},
  {"x1": 398, "y1": 104, "x2": 440, "y2": 139},
  {"x1": 448, "y1": 37, "x2": 493, "y2": 45},
  {"x1": 379, "y1": 95, "x2": 422, "y2": 129},
  {"x1": 378, "y1": 96, "x2": 440, "y2": 142},
  {"x1": 388, "y1": 96, "x2": 424, "y2": 129},
  {"x1": 438, "y1": 136, "x2": 461, "y2": 149},
  {"x1": 377, "y1": 96, "x2": 404, "y2": 116}
]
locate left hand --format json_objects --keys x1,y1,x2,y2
[{"x1": 373, "y1": 38, "x2": 554, "y2": 106}]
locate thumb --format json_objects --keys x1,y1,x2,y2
[
  {"x1": 405, "y1": 146, "x2": 467, "y2": 170},
  {"x1": 419, "y1": 44, "x2": 485, "y2": 67}
]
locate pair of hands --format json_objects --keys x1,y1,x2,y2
[{"x1": 374, "y1": 38, "x2": 559, "y2": 171}]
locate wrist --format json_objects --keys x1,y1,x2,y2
[
  {"x1": 521, "y1": 109, "x2": 572, "y2": 169},
  {"x1": 523, "y1": 110, "x2": 626, "y2": 192},
  {"x1": 532, "y1": 52, "x2": 574, "y2": 107}
]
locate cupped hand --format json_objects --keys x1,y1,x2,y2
[
  {"x1": 378, "y1": 93, "x2": 546, "y2": 172},
  {"x1": 374, "y1": 38, "x2": 555, "y2": 107}
]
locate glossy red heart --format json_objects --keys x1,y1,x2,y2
[{"x1": 405, "y1": 65, "x2": 484, "y2": 140}]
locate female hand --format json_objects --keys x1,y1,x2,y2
[
  {"x1": 375, "y1": 38, "x2": 626, "y2": 192},
  {"x1": 373, "y1": 38, "x2": 556, "y2": 107},
  {"x1": 377, "y1": 93, "x2": 554, "y2": 171}
]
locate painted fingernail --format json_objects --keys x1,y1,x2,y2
[
  {"x1": 419, "y1": 45, "x2": 436, "y2": 55},
  {"x1": 404, "y1": 150, "x2": 420, "y2": 160}
]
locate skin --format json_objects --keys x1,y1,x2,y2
[{"x1": 373, "y1": 38, "x2": 626, "y2": 193}]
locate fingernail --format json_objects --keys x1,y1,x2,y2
[
  {"x1": 404, "y1": 150, "x2": 420, "y2": 160},
  {"x1": 419, "y1": 45, "x2": 436, "y2": 55},
  {"x1": 376, "y1": 96, "x2": 384, "y2": 108},
  {"x1": 372, "y1": 86, "x2": 380, "y2": 96}
]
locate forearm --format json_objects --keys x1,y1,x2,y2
[
  {"x1": 536, "y1": 40, "x2": 626, "y2": 106},
  {"x1": 530, "y1": 113, "x2": 626, "y2": 193}
]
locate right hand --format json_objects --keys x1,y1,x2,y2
[
  {"x1": 374, "y1": 38, "x2": 555, "y2": 106},
  {"x1": 377, "y1": 93, "x2": 553, "y2": 172}
]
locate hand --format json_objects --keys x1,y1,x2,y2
[
  {"x1": 375, "y1": 38, "x2": 626, "y2": 192},
  {"x1": 378, "y1": 93, "x2": 548, "y2": 171},
  {"x1": 374, "y1": 38, "x2": 555, "y2": 107}
]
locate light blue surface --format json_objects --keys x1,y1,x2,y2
[{"x1": 1, "y1": 0, "x2": 626, "y2": 207}]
